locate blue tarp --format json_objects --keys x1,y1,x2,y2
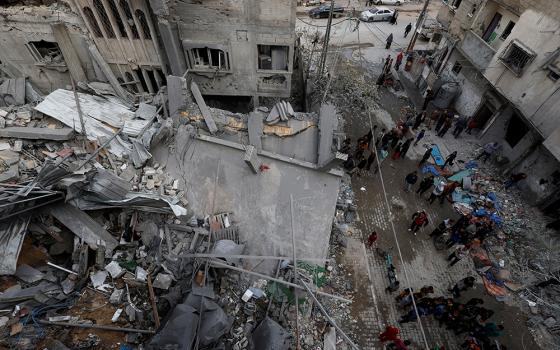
[
  {"x1": 465, "y1": 160, "x2": 478, "y2": 169},
  {"x1": 431, "y1": 145, "x2": 444, "y2": 166},
  {"x1": 448, "y1": 169, "x2": 474, "y2": 182},
  {"x1": 422, "y1": 165, "x2": 440, "y2": 176},
  {"x1": 452, "y1": 189, "x2": 473, "y2": 204}
]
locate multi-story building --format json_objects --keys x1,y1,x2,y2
[
  {"x1": 0, "y1": 0, "x2": 297, "y2": 102},
  {"x1": 150, "y1": 0, "x2": 297, "y2": 105},
  {"x1": 419, "y1": 0, "x2": 560, "y2": 215}
]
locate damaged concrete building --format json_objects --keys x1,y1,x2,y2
[
  {"x1": 411, "y1": 0, "x2": 560, "y2": 214},
  {"x1": 151, "y1": 0, "x2": 298, "y2": 105},
  {"x1": 0, "y1": 0, "x2": 298, "y2": 103}
]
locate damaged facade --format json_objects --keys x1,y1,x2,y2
[
  {"x1": 412, "y1": 0, "x2": 560, "y2": 212},
  {"x1": 150, "y1": 0, "x2": 297, "y2": 103},
  {"x1": 0, "y1": 0, "x2": 297, "y2": 101}
]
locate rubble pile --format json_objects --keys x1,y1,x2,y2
[{"x1": 0, "y1": 76, "x2": 359, "y2": 349}]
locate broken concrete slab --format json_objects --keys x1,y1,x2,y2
[
  {"x1": 15, "y1": 264, "x2": 45, "y2": 283},
  {"x1": 136, "y1": 103, "x2": 158, "y2": 120},
  {"x1": 167, "y1": 75, "x2": 188, "y2": 120},
  {"x1": 243, "y1": 145, "x2": 260, "y2": 174},
  {"x1": 88, "y1": 45, "x2": 133, "y2": 105},
  {"x1": 317, "y1": 103, "x2": 338, "y2": 167},
  {"x1": 0, "y1": 78, "x2": 26, "y2": 106},
  {"x1": 190, "y1": 81, "x2": 218, "y2": 134},
  {"x1": 0, "y1": 127, "x2": 74, "y2": 141},
  {"x1": 0, "y1": 216, "x2": 31, "y2": 275},
  {"x1": 158, "y1": 21, "x2": 187, "y2": 76},
  {"x1": 248, "y1": 111, "x2": 263, "y2": 151},
  {"x1": 0, "y1": 164, "x2": 18, "y2": 182},
  {"x1": 48, "y1": 203, "x2": 118, "y2": 253},
  {"x1": 51, "y1": 23, "x2": 87, "y2": 83},
  {"x1": 0, "y1": 150, "x2": 19, "y2": 165}
]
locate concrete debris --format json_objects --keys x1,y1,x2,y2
[
  {"x1": 190, "y1": 80, "x2": 218, "y2": 134},
  {"x1": 266, "y1": 101, "x2": 295, "y2": 125},
  {"x1": 0, "y1": 127, "x2": 74, "y2": 140}
]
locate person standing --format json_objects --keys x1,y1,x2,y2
[
  {"x1": 409, "y1": 210, "x2": 429, "y2": 233},
  {"x1": 392, "y1": 141, "x2": 403, "y2": 160},
  {"x1": 442, "y1": 151, "x2": 457, "y2": 169},
  {"x1": 476, "y1": 142, "x2": 500, "y2": 163},
  {"x1": 504, "y1": 173, "x2": 527, "y2": 189},
  {"x1": 366, "y1": 150, "x2": 377, "y2": 171},
  {"x1": 449, "y1": 276, "x2": 476, "y2": 298},
  {"x1": 400, "y1": 138, "x2": 413, "y2": 159},
  {"x1": 414, "y1": 129, "x2": 425, "y2": 146},
  {"x1": 404, "y1": 23, "x2": 412, "y2": 37},
  {"x1": 434, "y1": 110, "x2": 448, "y2": 132},
  {"x1": 386, "y1": 33, "x2": 394, "y2": 49},
  {"x1": 438, "y1": 117, "x2": 453, "y2": 137},
  {"x1": 374, "y1": 145, "x2": 390, "y2": 174},
  {"x1": 428, "y1": 180, "x2": 445, "y2": 204},
  {"x1": 422, "y1": 89, "x2": 434, "y2": 111},
  {"x1": 395, "y1": 51, "x2": 404, "y2": 70},
  {"x1": 447, "y1": 244, "x2": 470, "y2": 266},
  {"x1": 418, "y1": 146, "x2": 433, "y2": 167},
  {"x1": 453, "y1": 115, "x2": 468, "y2": 138},
  {"x1": 416, "y1": 175, "x2": 434, "y2": 195},
  {"x1": 378, "y1": 325, "x2": 400, "y2": 342},
  {"x1": 412, "y1": 111, "x2": 426, "y2": 130},
  {"x1": 404, "y1": 171, "x2": 418, "y2": 192},
  {"x1": 366, "y1": 231, "x2": 378, "y2": 247},
  {"x1": 376, "y1": 128, "x2": 387, "y2": 147},
  {"x1": 391, "y1": 10, "x2": 399, "y2": 25}
]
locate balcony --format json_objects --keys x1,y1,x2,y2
[{"x1": 459, "y1": 30, "x2": 497, "y2": 72}]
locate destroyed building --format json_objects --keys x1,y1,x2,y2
[
  {"x1": 0, "y1": 0, "x2": 298, "y2": 103},
  {"x1": 408, "y1": 0, "x2": 560, "y2": 212},
  {"x1": 151, "y1": 0, "x2": 299, "y2": 104}
]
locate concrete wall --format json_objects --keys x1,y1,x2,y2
[
  {"x1": 157, "y1": 0, "x2": 296, "y2": 99},
  {"x1": 0, "y1": 4, "x2": 93, "y2": 94},
  {"x1": 483, "y1": 9, "x2": 560, "y2": 139},
  {"x1": 471, "y1": 0, "x2": 518, "y2": 51},
  {"x1": 440, "y1": 50, "x2": 489, "y2": 117}
]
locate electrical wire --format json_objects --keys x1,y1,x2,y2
[
  {"x1": 320, "y1": 20, "x2": 352, "y2": 105},
  {"x1": 355, "y1": 20, "x2": 431, "y2": 350},
  {"x1": 297, "y1": 16, "x2": 351, "y2": 28}
]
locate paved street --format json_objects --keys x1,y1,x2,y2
[{"x1": 300, "y1": 5, "x2": 542, "y2": 346}]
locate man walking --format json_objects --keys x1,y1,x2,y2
[
  {"x1": 414, "y1": 129, "x2": 425, "y2": 146},
  {"x1": 428, "y1": 180, "x2": 446, "y2": 204},
  {"x1": 412, "y1": 111, "x2": 426, "y2": 130},
  {"x1": 404, "y1": 171, "x2": 418, "y2": 192},
  {"x1": 400, "y1": 138, "x2": 413, "y2": 159},
  {"x1": 409, "y1": 210, "x2": 429, "y2": 234},
  {"x1": 386, "y1": 33, "x2": 394, "y2": 49},
  {"x1": 476, "y1": 142, "x2": 500, "y2": 162},
  {"x1": 418, "y1": 146, "x2": 433, "y2": 167},
  {"x1": 404, "y1": 23, "x2": 412, "y2": 37},
  {"x1": 453, "y1": 115, "x2": 468, "y2": 138},
  {"x1": 366, "y1": 231, "x2": 378, "y2": 247},
  {"x1": 394, "y1": 51, "x2": 404, "y2": 70},
  {"x1": 442, "y1": 151, "x2": 457, "y2": 169},
  {"x1": 416, "y1": 175, "x2": 434, "y2": 195}
]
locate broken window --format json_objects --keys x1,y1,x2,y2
[
  {"x1": 93, "y1": 0, "x2": 115, "y2": 38},
  {"x1": 120, "y1": 0, "x2": 139, "y2": 39},
  {"x1": 499, "y1": 40, "x2": 535, "y2": 76},
  {"x1": 500, "y1": 21, "x2": 515, "y2": 40},
  {"x1": 505, "y1": 113, "x2": 528, "y2": 147},
  {"x1": 107, "y1": 0, "x2": 127, "y2": 38},
  {"x1": 26, "y1": 41, "x2": 63, "y2": 64},
  {"x1": 189, "y1": 48, "x2": 230, "y2": 70},
  {"x1": 451, "y1": 0, "x2": 462, "y2": 9},
  {"x1": 452, "y1": 61, "x2": 462, "y2": 75},
  {"x1": 257, "y1": 45, "x2": 289, "y2": 71},
  {"x1": 135, "y1": 10, "x2": 152, "y2": 40},
  {"x1": 83, "y1": 6, "x2": 103, "y2": 38}
]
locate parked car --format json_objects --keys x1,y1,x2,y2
[
  {"x1": 303, "y1": 0, "x2": 322, "y2": 6},
  {"x1": 308, "y1": 4, "x2": 345, "y2": 18},
  {"x1": 359, "y1": 7, "x2": 395, "y2": 22},
  {"x1": 373, "y1": 0, "x2": 406, "y2": 5}
]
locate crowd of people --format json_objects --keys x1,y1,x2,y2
[{"x1": 383, "y1": 281, "x2": 506, "y2": 350}]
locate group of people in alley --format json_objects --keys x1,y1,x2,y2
[{"x1": 378, "y1": 288, "x2": 505, "y2": 350}]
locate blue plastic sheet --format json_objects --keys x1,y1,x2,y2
[
  {"x1": 422, "y1": 165, "x2": 440, "y2": 176},
  {"x1": 431, "y1": 145, "x2": 444, "y2": 166},
  {"x1": 448, "y1": 169, "x2": 473, "y2": 182},
  {"x1": 452, "y1": 190, "x2": 473, "y2": 204},
  {"x1": 465, "y1": 160, "x2": 478, "y2": 169}
]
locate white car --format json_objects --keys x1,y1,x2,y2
[
  {"x1": 373, "y1": 0, "x2": 406, "y2": 5},
  {"x1": 359, "y1": 7, "x2": 395, "y2": 22}
]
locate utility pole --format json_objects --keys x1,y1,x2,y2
[
  {"x1": 318, "y1": 0, "x2": 335, "y2": 76},
  {"x1": 406, "y1": 0, "x2": 431, "y2": 52}
]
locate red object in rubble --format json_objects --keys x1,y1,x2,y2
[{"x1": 259, "y1": 164, "x2": 270, "y2": 172}]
